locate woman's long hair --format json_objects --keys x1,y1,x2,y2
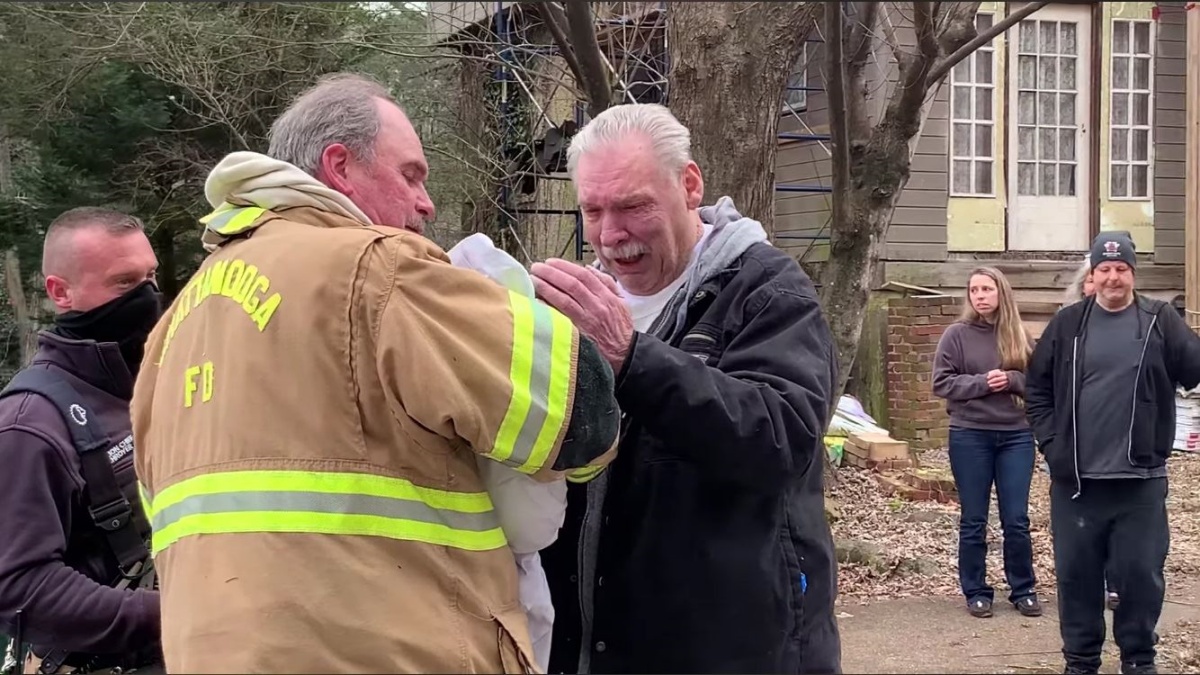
[{"x1": 959, "y1": 266, "x2": 1033, "y2": 372}]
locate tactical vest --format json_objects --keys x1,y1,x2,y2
[{"x1": 0, "y1": 369, "x2": 155, "y2": 674}]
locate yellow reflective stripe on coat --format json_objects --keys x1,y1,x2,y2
[
  {"x1": 138, "y1": 482, "x2": 153, "y2": 521},
  {"x1": 147, "y1": 470, "x2": 506, "y2": 556},
  {"x1": 199, "y1": 205, "x2": 267, "y2": 235},
  {"x1": 488, "y1": 290, "x2": 575, "y2": 475},
  {"x1": 566, "y1": 463, "x2": 606, "y2": 484}
]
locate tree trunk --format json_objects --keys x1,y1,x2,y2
[
  {"x1": 666, "y1": 2, "x2": 820, "y2": 232},
  {"x1": 4, "y1": 249, "x2": 39, "y2": 367},
  {"x1": 153, "y1": 220, "x2": 179, "y2": 302},
  {"x1": 821, "y1": 121, "x2": 918, "y2": 398},
  {"x1": 456, "y1": 55, "x2": 512, "y2": 254}
]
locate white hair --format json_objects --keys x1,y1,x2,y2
[
  {"x1": 1062, "y1": 254, "x2": 1092, "y2": 306},
  {"x1": 566, "y1": 103, "x2": 693, "y2": 179}
]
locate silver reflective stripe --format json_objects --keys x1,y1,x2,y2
[
  {"x1": 503, "y1": 300, "x2": 557, "y2": 470},
  {"x1": 205, "y1": 208, "x2": 241, "y2": 232},
  {"x1": 152, "y1": 490, "x2": 501, "y2": 533}
]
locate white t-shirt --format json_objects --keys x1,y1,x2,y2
[{"x1": 618, "y1": 223, "x2": 714, "y2": 333}]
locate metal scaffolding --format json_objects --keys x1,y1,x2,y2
[{"x1": 484, "y1": 2, "x2": 832, "y2": 261}]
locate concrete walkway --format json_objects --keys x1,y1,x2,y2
[{"x1": 838, "y1": 580, "x2": 1200, "y2": 674}]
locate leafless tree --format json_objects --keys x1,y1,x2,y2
[{"x1": 821, "y1": 1, "x2": 1050, "y2": 399}]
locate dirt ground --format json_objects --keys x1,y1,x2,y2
[
  {"x1": 829, "y1": 451, "x2": 1200, "y2": 673},
  {"x1": 837, "y1": 578, "x2": 1200, "y2": 674}
]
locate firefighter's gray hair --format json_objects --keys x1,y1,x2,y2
[
  {"x1": 268, "y1": 72, "x2": 399, "y2": 176},
  {"x1": 566, "y1": 103, "x2": 693, "y2": 179}
]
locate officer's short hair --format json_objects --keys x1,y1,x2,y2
[
  {"x1": 269, "y1": 72, "x2": 402, "y2": 177},
  {"x1": 42, "y1": 207, "x2": 144, "y2": 277}
]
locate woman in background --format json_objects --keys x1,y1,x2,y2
[{"x1": 933, "y1": 267, "x2": 1041, "y2": 619}]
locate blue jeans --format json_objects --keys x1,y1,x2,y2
[{"x1": 948, "y1": 427, "x2": 1038, "y2": 604}]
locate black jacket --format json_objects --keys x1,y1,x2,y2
[
  {"x1": 1026, "y1": 294, "x2": 1200, "y2": 493},
  {"x1": 542, "y1": 242, "x2": 841, "y2": 674}
]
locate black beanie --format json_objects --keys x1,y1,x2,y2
[{"x1": 1089, "y1": 232, "x2": 1137, "y2": 271}]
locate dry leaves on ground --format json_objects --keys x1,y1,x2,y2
[{"x1": 827, "y1": 450, "x2": 1200, "y2": 601}]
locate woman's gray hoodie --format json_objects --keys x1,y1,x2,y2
[{"x1": 932, "y1": 320, "x2": 1029, "y2": 431}]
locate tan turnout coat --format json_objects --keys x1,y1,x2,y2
[{"x1": 132, "y1": 205, "x2": 603, "y2": 673}]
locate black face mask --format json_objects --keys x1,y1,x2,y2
[{"x1": 54, "y1": 281, "x2": 164, "y2": 377}]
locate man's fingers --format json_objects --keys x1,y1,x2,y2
[
  {"x1": 533, "y1": 276, "x2": 586, "y2": 320},
  {"x1": 586, "y1": 265, "x2": 621, "y2": 295},
  {"x1": 544, "y1": 258, "x2": 614, "y2": 299},
  {"x1": 532, "y1": 261, "x2": 591, "y2": 298}
]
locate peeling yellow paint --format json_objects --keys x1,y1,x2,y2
[
  {"x1": 1098, "y1": 2, "x2": 1155, "y2": 252},
  {"x1": 948, "y1": 0, "x2": 1007, "y2": 252}
]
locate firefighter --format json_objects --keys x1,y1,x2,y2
[{"x1": 131, "y1": 72, "x2": 620, "y2": 674}]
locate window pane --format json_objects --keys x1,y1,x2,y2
[
  {"x1": 1112, "y1": 164, "x2": 1129, "y2": 198},
  {"x1": 1062, "y1": 57, "x2": 1077, "y2": 90},
  {"x1": 975, "y1": 161, "x2": 993, "y2": 194},
  {"x1": 1041, "y1": 21, "x2": 1059, "y2": 53},
  {"x1": 952, "y1": 160, "x2": 973, "y2": 193},
  {"x1": 1133, "y1": 93, "x2": 1150, "y2": 125},
  {"x1": 1059, "y1": 93, "x2": 1075, "y2": 126},
  {"x1": 1134, "y1": 22, "x2": 1151, "y2": 53},
  {"x1": 1059, "y1": 164, "x2": 1076, "y2": 197},
  {"x1": 1113, "y1": 21, "x2": 1130, "y2": 54},
  {"x1": 977, "y1": 13, "x2": 994, "y2": 32},
  {"x1": 976, "y1": 51, "x2": 993, "y2": 84},
  {"x1": 1020, "y1": 21, "x2": 1038, "y2": 52},
  {"x1": 1039, "y1": 56, "x2": 1058, "y2": 89},
  {"x1": 1113, "y1": 57, "x2": 1130, "y2": 89},
  {"x1": 1133, "y1": 57, "x2": 1150, "y2": 90},
  {"x1": 1039, "y1": 92, "x2": 1057, "y2": 124},
  {"x1": 1113, "y1": 92, "x2": 1130, "y2": 125},
  {"x1": 1131, "y1": 165, "x2": 1148, "y2": 197},
  {"x1": 953, "y1": 86, "x2": 972, "y2": 118},
  {"x1": 1019, "y1": 91, "x2": 1036, "y2": 124},
  {"x1": 1018, "y1": 162, "x2": 1036, "y2": 195},
  {"x1": 1132, "y1": 129, "x2": 1149, "y2": 161},
  {"x1": 1113, "y1": 129, "x2": 1129, "y2": 161},
  {"x1": 1040, "y1": 162, "x2": 1057, "y2": 196},
  {"x1": 1061, "y1": 23, "x2": 1077, "y2": 55},
  {"x1": 1019, "y1": 127, "x2": 1036, "y2": 160},
  {"x1": 953, "y1": 123, "x2": 972, "y2": 156},
  {"x1": 975, "y1": 124, "x2": 993, "y2": 158},
  {"x1": 1019, "y1": 55, "x2": 1037, "y2": 88},
  {"x1": 954, "y1": 59, "x2": 972, "y2": 83},
  {"x1": 1059, "y1": 129, "x2": 1076, "y2": 161},
  {"x1": 975, "y1": 88, "x2": 993, "y2": 121},
  {"x1": 1039, "y1": 128, "x2": 1057, "y2": 161}
]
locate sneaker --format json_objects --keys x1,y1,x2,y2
[
  {"x1": 1064, "y1": 667, "x2": 1098, "y2": 675},
  {"x1": 1107, "y1": 591, "x2": 1121, "y2": 611},
  {"x1": 1120, "y1": 663, "x2": 1158, "y2": 674},
  {"x1": 968, "y1": 597, "x2": 993, "y2": 618},
  {"x1": 1015, "y1": 596, "x2": 1043, "y2": 617}
]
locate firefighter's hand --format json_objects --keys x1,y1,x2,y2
[{"x1": 531, "y1": 258, "x2": 633, "y2": 370}]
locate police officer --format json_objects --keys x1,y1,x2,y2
[{"x1": 0, "y1": 208, "x2": 163, "y2": 674}]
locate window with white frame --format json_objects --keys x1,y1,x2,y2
[
  {"x1": 781, "y1": 44, "x2": 807, "y2": 114},
  {"x1": 1110, "y1": 19, "x2": 1153, "y2": 199},
  {"x1": 950, "y1": 13, "x2": 996, "y2": 196}
]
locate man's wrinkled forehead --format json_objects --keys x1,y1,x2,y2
[{"x1": 576, "y1": 137, "x2": 669, "y2": 205}]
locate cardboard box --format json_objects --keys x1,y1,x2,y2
[{"x1": 847, "y1": 432, "x2": 911, "y2": 461}]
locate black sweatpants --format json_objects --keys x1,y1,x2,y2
[{"x1": 1050, "y1": 478, "x2": 1169, "y2": 672}]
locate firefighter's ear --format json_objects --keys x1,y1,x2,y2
[{"x1": 316, "y1": 143, "x2": 355, "y2": 197}]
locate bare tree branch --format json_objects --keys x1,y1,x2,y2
[
  {"x1": 927, "y1": 1, "x2": 1050, "y2": 83},
  {"x1": 561, "y1": 0, "x2": 612, "y2": 117},
  {"x1": 826, "y1": 1, "x2": 851, "y2": 205},
  {"x1": 538, "y1": 2, "x2": 587, "y2": 95}
]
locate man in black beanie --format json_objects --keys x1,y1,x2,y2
[{"x1": 1027, "y1": 231, "x2": 1200, "y2": 674}]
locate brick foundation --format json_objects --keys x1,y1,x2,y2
[{"x1": 885, "y1": 296, "x2": 960, "y2": 452}]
